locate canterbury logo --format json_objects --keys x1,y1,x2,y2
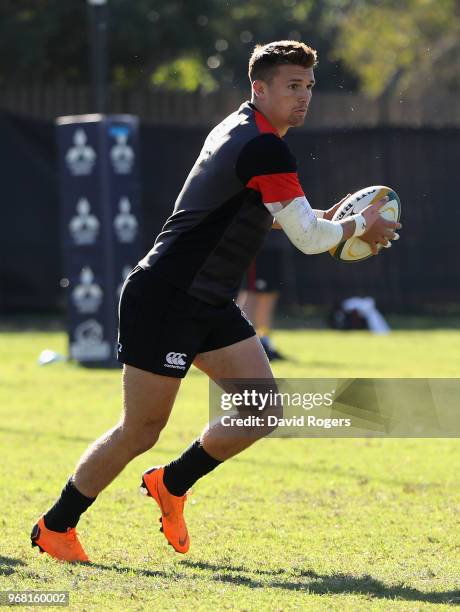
[{"x1": 165, "y1": 352, "x2": 187, "y2": 369}]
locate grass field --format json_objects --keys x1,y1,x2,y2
[{"x1": 1, "y1": 327, "x2": 459, "y2": 610}]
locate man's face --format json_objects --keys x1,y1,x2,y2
[{"x1": 253, "y1": 64, "x2": 315, "y2": 134}]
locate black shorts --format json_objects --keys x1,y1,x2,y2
[
  {"x1": 117, "y1": 266, "x2": 256, "y2": 378},
  {"x1": 245, "y1": 249, "x2": 283, "y2": 293}
]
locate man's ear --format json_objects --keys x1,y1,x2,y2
[{"x1": 252, "y1": 79, "x2": 266, "y2": 100}]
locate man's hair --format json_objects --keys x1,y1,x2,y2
[{"x1": 248, "y1": 40, "x2": 317, "y2": 84}]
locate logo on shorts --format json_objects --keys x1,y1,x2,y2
[{"x1": 165, "y1": 352, "x2": 187, "y2": 370}]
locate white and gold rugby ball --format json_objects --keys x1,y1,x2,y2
[{"x1": 330, "y1": 185, "x2": 401, "y2": 263}]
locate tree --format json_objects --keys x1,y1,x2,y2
[
  {"x1": 333, "y1": 0, "x2": 460, "y2": 97},
  {"x1": 4, "y1": 0, "x2": 459, "y2": 96},
  {"x1": 0, "y1": 1, "x2": 88, "y2": 84},
  {"x1": 0, "y1": 0, "x2": 357, "y2": 92}
]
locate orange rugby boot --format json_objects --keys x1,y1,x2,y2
[
  {"x1": 31, "y1": 517, "x2": 89, "y2": 562},
  {"x1": 140, "y1": 466, "x2": 190, "y2": 554}
]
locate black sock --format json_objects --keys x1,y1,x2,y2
[
  {"x1": 43, "y1": 478, "x2": 96, "y2": 532},
  {"x1": 163, "y1": 439, "x2": 222, "y2": 496}
]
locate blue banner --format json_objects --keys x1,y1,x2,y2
[{"x1": 56, "y1": 115, "x2": 141, "y2": 366}]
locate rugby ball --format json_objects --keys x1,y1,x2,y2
[{"x1": 329, "y1": 185, "x2": 401, "y2": 263}]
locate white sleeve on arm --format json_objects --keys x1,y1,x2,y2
[{"x1": 270, "y1": 196, "x2": 343, "y2": 255}]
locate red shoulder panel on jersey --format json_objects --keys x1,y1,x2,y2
[
  {"x1": 254, "y1": 110, "x2": 279, "y2": 135},
  {"x1": 247, "y1": 172, "x2": 304, "y2": 203}
]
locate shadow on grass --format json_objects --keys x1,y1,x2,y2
[
  {"x1": 0, "y1": 426, "x2": 92, "y2": 444},
  {"x1": 6, "y1": 555, "x2": 457, "y2": 604},
  {"x1": 232, "y1": 453, "x2": 444, "y2": 491},
  {"x1": 181, "y1": 560, "x2": 460, "y2": 605},
  {"x1": 0, "y1": 556, "x2": 175, "y2": 581},
  {"x1": 88, "y1": 562, "x2": 179, "y2": 580},
  {"x1": 182, "y1": 559, "x2": 287, "y2": 577},
  {"x1": 0, "y1": 428, "x2": 186, "y2": 460},
  {"x1": 0, "y1": 556, "x2": 26, "y2": 576},
  {"x1": 0, "y1": 426, "x2": 185, "y2": 457}
]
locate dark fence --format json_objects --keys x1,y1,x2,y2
[
  {"x1": 0, "y1": 110, "x2": 459, "y2": 313},
  {"x1": 2, "y1": 84, "x2": 460, "y2": 128}
]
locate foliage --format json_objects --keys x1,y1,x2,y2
[
  {"x1": 0, "y1": 0, "x2": 356, "y2": 92},
  {"x1": 1, "y1": 1, "x2": 459, "y2": 95},
  {"x1": 151, "y1": 56, "x2": 218, "y2": 92},
  {"x1": 333, "y1": 0, "x2": 460, "y2": 96}
]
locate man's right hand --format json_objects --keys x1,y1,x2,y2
[{"x1": 360, "y1": 197, "x2": 402, "y2": 255}]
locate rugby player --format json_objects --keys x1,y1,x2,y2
[
  {"x1": 239, "y1": 230, "x2": 289, "y2": 361},
  {"x1": 31, "y1": 40, "x2": 401, "y2": 561}
]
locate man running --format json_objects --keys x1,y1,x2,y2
[{"x1": 31, "y1": 40, "x2": 400, "y2": 561}]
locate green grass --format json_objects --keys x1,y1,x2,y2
[{"x1": 1, "y1": 328, "x2": 459, "y2": 610}]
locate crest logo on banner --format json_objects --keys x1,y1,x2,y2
[
  {"x1": 71, "y1": 319, "x2": 111, "y2": 360},
  {"x1": 114, "y1": 197, "x2": 138, "y2": 243},
  {"x1": 65, "y1": 129, "x2": 96, "y2": 175},
  {"x1": 71, "y1": 267, "x2": 103, "y2": 314},
  {"x1": 109, "y1": 126, "x2": 134, "y2": 174},
  {"x1": 69, "y1": 198, "x2": 100, "y2": 245}
]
